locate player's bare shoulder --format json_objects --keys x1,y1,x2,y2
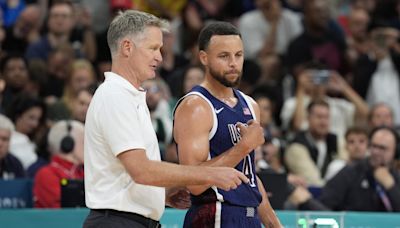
[
  {"x1": 175, "y1": 94, "x2": 213, "y2": 120},
  {"x1": 173, "y1": 93, "x2": 214, "y2": 140}
]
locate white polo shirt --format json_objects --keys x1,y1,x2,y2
[{"x1": 84, "y1": 72, "x2": 165, "y2": 220}]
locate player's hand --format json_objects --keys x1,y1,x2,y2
[
  {"x1": 236, "y1": 120, "x2": 265, "y2": 154},
  {"x1": 165, "y1": 186, "x2": 191, "y2": 209},
  {"x1": 207, "y1": 167, "x2": 249, "y2": 191}
]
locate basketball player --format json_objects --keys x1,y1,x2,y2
[{"x1": 174, "y1": 22, "x2": 282, "y2": 227}]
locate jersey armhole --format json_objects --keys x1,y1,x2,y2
[{"x1": 173, "y1": 91, "x2": 218, "y2": 140}]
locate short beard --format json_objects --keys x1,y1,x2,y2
[{"x1": 209, "y1": 68, "x2": 241, "y2": 88}]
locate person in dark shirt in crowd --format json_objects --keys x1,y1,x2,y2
[
  {"x1": 0, "y1": 114, "x2": 25, "y2": 180},
  {"x1": 319, "y1": 126, "x2": 400, "y2": 211},
  {"x1": 286, "y1": 0, "x2": 348, "y2": 77},
  {"x1": 2, "y1": 4, "x2": 42, "y2": 55},
  {"x1": 25, "y1": 1, "x2": 96, "y2": 61},
  {"x1": 285, "y1": 100, "x2": 342, "y2": 187},
  {"x1": 324, "y1": 126, "x2": 369, "y2": 181},
  {"x1": 0, "y1": 54, "x2": 30, "y2": 112}
]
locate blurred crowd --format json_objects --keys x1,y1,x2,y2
[{"x1": 1, "y1": 0, "x2": 400, "y2": 212}]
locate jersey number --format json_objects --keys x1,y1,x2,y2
[{"x1": 242, "y1": 155, "x2": 256, "y2": 187}]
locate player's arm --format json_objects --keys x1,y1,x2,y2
[
  {"x1": 256, "y1": 176, "x2": 283, "y2": 228},
  {"x1": 174, "y1": 95, "x2": 264, "y2": 195},
  {"x1": 118, "y1": 149, "x2": 249, "y2": 191}
]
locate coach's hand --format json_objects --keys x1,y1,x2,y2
[
  {"x1": 236, "y1": 120, "x2": 265, "y2": 154},
  {"x1": 207, "y1": 167, "x2": 249, "y2": 191}
]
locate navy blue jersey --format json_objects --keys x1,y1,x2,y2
[{"x1": 175, "y1": 85, "x2": 262, "y2": 208}]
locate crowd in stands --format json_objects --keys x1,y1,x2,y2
[{"x1": 1, "y1": 0, "x2": 400, "y2": 213}]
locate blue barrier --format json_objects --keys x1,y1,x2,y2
[
  {"x1": 0, "y1": 208, "x2": 399, "y2": 227},
  {"x1": 0, "y1": 179, "x2": 33, "y2": 208}
]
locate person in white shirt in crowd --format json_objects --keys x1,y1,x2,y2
[{"x1": 238, "y1": 0, "x2": 302, "y2": 83}]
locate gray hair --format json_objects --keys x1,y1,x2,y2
[
  {"x1": 0, "y1": 114, "x2": 14, "y2": 132},
  {"x1": 48, "y1": 120, "x2": 84, "y2": 154},
  {"x1": 107, "y1": 10, "x2": 169, "y2": 57}
]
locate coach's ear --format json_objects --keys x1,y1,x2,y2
[{"x1": 199, "y1": 50, "x2": 208, "y2": 67}]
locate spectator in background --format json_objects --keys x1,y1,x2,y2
[
  {"x1": 353, "y1": 22, "x2": 400, "y2": 126},
  {"x1": 255, "y1": 136, "x2": 307, "y2": 188},
  {"x1": 239, "y1": 0, "x2": 302, "y2": 60},
  {"x1": 255, "y1": 136, "x2": 327, "y2": 211},
  {"x1": 284, "y1": 100, "x2": 343, "y2": 187},
  {"x1": 70, "y1": 85, "x2": 97, "y2": 123},
  {"x1": 24, "y1": 1, "x2": 96, "y2": 62},
  {"x1": 93, "y1": 0, "x2": 130, "y2": 81},
  {"x1": 70, "y1": 0, "x2": 97, "y2": 62},
  {"x1": 142, "y1": 78, "x2": 173, "y2": 158},
  {"x1": 41, "y1": 44, "x2": 75, "y2": 103},
  {"x1": 168, "y1": 64, "x2": 205, "y2": 99},
  {"x1": 47, "y1": 59, "x2": 96, "y2": 122},
  {"x1": 319, "y1": 126, "x2": 400, "y2": 211},
  {"x1": 27, "y1": 129, "x2": 50, "y2": 178},
  {"x1": 180, "y1": 65, "x2": 205, "y2": 97},
  {"x1": 238, "y1": 0, "x2": 302, "y2": 83},
  {"x1": 252, "y1": 90, "x2": 281, "y2": 139},
  {"x1": 159, "y1": 30, "x2": 189, "y2": 83},
  {"x1": 34, "y1": 120, "x2": 84, "y2": 208},
  {"x1": 25, "y1": 1, "x2": 75, "y2": 61},
  {"x1": 324, "y1": 126, "x2": 369, "y2": 181},
  {"x1": 6, "y1": 94, "x2": 46, "y2": 170},
  {"x1": 178, "y1": 0, "x2": 229, "y2": 58},
  {"x1": 368, "y1": 102, "x2": 395, "y2": 129},
  {"x1": 345, "y1": 8, "x2": 371, "y2": 68},
  {"x1": 286, "y1": 0, "x2": 348, "y2": 77},
  {"x1": 2, "y1": 4, "x2": 41, "y2": 55},
  {"x1": 0, "y1": 0, "x2": 25, "y2": 28},
  {"x1": 0, "y1": 114, "x2": 25, "y2": 180},
  {"x1": 280, "y1": 67, "x2": 369, "y2": 141},
  {"x1": 0, "y1": 54, "x2": 30, "y2": 112}
]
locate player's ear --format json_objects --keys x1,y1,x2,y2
[{"x1": 199, "y1": 50, "x2": 208, "y2": 66}]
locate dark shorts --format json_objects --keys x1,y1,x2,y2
[
  {"x1": 183, "y1": 202, "x2": 261, "y2": 228},
  {"x1": 83, "y1": 209, "x2": 160, "y2": 228}
]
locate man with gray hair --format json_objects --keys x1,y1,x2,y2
[
  {"x1": 83, "y1": 10, "x2": 250, "y2": 228},
  {"x1": 0, "y1": 114, "x2": 25, "y2": 180}
]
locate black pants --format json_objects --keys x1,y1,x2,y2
[{"x1": 83, "y1": 209, "x2": 160, "y2": 228}]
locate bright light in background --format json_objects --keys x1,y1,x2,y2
[
  {"x1": 297, "y1": 218, "x2": 339, "y2": 228},
  {"x1": 314, "y1": 218, "x2": 339, "y2": 228}
]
